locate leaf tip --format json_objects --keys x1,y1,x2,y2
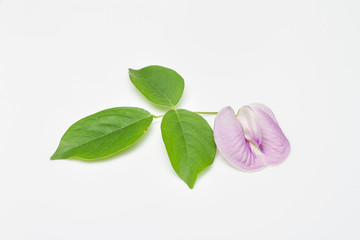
[
  {"x1": 184, "y1": 177, "x2": 196, "y2": 189},
  {"x1": 50, "y1": 151, "x2": 64, "y2": 160},
  {"x1": 128, "y1": 68, "x2": 136, "y2": 75}
]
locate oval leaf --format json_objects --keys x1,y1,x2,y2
[
  {"x1": 51, "y1": 107, "x2": 153, "y2": 160},
  {"x1": 161, "y1": 109, "x2": 216, "y2": 188},
  {"x1": 129, "y1": 65, "x2": 185, "y2": 107}
]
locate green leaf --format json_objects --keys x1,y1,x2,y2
[
  {"x1": 161, "y1": 109, "x2": 216, "y2": 188},
  {"x1": 129, "y1": 65, "x2": 185, "y2": 107},
  {"x1": 51, "y1": 107, "x2": 153, "y2": 160}
]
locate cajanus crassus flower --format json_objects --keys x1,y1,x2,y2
[{"x1": 214, "y1": 104, "x2": 290, "y2": 170}]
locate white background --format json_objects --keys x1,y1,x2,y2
[{"x1": 1, "y1": 0, "x2": 360, "y2": 239}]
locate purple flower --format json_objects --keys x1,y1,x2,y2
[{"x1": 214, "y1": 104, "x2": 290, "y2": 170}]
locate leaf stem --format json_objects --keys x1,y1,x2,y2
[
  {"x1": 194, "y1": 112, "x2": 218, "y2": 115},
  {"x1": 152, "y1": 111, "x2": 218, "y2": 119}
]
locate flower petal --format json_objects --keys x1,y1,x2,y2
[
  {"x1": 214, "y1": 106, "x2": 265, "y2": 170},
  {"x1": 248, "y1": 103, "x2": 290, "y2": 165},
  {"x1": 236, "y1": 106, "x2": 262, "y2": 146}
]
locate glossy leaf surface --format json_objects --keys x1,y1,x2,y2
[
  {"x1": 161, "y1": 109, "x2": 216, "y2": 188},
  {"x1": 51, "y1": 107, "x2": 153, "y2": 160},
  {"x1": 129, "y1": 65, "x2": 184, "y2": 107}
]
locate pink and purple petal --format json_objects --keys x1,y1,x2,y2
[
  {"x1": 214, "y1": 106, "x2": 265, "y2": 170},
  {"x1": 248, "y1": 103, "x2": 290, "y2": 165}
]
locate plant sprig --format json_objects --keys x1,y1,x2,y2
[{"x1": 51, "y1": 65, "x2": 217, "y2": 188}]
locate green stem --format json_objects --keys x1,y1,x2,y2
[
  {"x1": 194, "y1": 112, "x2": 218, "y2": 115},
  {"x1": 152, "y1": 111, "x2": 218, "y2": 119}
]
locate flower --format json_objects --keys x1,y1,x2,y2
[{"x1": 214, "y1": 104, "x2": 290, "y2": 170}]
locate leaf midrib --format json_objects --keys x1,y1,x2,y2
[
  {"x1": 143, "y1": 76, "x2": 175, "y2": 106},
  {"x1": 173, "y1": 110, "x2": 189, "y2": 167},
  {"x1": 173, "y1": 111, "x2": 215, "y2": 165}
]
